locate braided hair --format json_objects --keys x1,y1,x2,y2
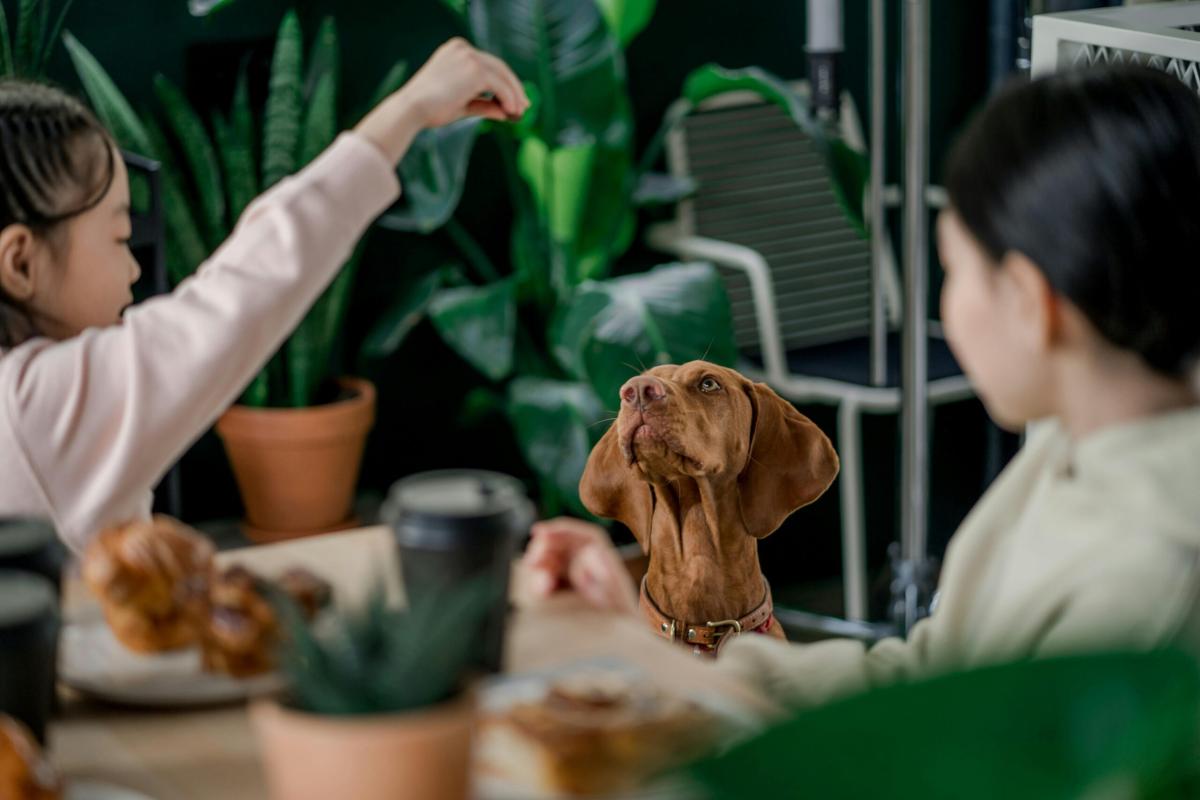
[{"x1": 0, "y1": 79, "x2": 116, "y2": 348}]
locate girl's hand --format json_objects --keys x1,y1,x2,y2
[
  {"x1": 522, "y1": 517, "x2": 639, "y2": 615},
  {"x1": 355, "y1": 38, "x2": 529, "y2": 165}
]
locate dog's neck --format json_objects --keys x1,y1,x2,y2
[{"x1": 642, "y1": 474, "x2": 765, "y2": 624}]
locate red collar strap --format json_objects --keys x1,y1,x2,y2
[{"x1": 639, "y1": 575, "x2": 775, "y2": 657}]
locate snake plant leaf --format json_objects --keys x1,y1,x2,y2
[
  {"x1": 299, "y1": 70, "x2": 337, "y2": 166},
  {"x1": 140, "y1": 112, "x2": 209, "y2": 284},
  {"x1": 304, "y1": 16, "x2": 339, "y2": 101},
  {"x1": 286, "y1": 242, "x2": 364, "y2": 407},
  {"x1": 429, "y1": 278, "x2": 516, "y2": 382},
  {"x1": 376, "y1": 117, "x2": 483, "y2": 235},
  {"x1": 63, "y1": 31, "x2": 154, "y2": 155},
  {"x1": 14, "y1": 0, "x2": 40, "y2": 75},
  {"x1": 34, "y1": 0, "x2": 73, "y2": 74},
  {"x1": 507, "y1": 377, "x2": 604, "y2": 516},
  {"x1": 0, "y1": 5, "x2": 12, "y2": 76},
  {"x1": 595, "y1": 0, "x2": 656, "y2": 46},
  {"x1": 363, "y1": 59, "x2": 408, "y2": 116},
  {"x1": 212, "y1": 111, "x2": 255, "y2": 226},
  {"x1": 468, "y1": 0, "x2": 624, "y2": 148},
  {"x1": 361, "y1": 267, "x2": 447, "y2": 361},
  {"x1": 154, "y1": 74, "x2": 226, "y2": 249},
  {"x1": 551, "y1": 262, "x2": 736, "y2": 407},
  {"x1": 689, "y1": 650, "x2": 1200, "y2": 799},
  {"x1": 678, "y1": 63, "x2": 868, "y2": 237},
  {"x1": 261, "y1": 10, "x2": 302, "y2": 190}
]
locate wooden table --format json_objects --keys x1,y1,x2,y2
[{"x1": 49, "y1": 527, "x2": 774, "y2": 799}]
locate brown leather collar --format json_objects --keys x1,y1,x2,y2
[{"x1": 639, "y1": 575, "x2": 775, "y2": 656}]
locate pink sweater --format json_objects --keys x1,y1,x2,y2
[{"x1": 0, "y1": 132, "x2": 400, "y2": 552}]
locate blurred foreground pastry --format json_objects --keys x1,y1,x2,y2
[
  {"x1": 82, "y1": 515, "x2": 214, "y2": 653},
  {"x1": 475, "y1": 671, "x2": 717, "y2": 796},
  {"x1": 0, "y1": 715, "x2": 60, "y2": 800},
  {"x1": 191, "y1": 565, "x2": 331, "y2": 678}
]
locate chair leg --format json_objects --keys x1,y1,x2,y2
[{"x1": 838, "y1": 401, "x2": 869, "y2": 622}]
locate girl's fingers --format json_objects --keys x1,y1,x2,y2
[
  {"x1": 476, "y1": 51, "x2": 528, "y2": 114},
  {"x1": 465, "y1": 98, "x2": 508, "y2": 121},
  {"x1": 477, "y1": 60, "x2": 522, "y2": 118}
]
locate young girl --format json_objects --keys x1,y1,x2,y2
[
  {"x1": 0, "y1": 38, "x2": 528, "y2": 552},
  {"x1": 525, "y1": 64, "x2": 1200, "y2": 709}
]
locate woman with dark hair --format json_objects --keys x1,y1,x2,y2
[{"x1": 523, "y1": 64, "x2": 1200, "y2": 709}]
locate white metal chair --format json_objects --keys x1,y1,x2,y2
[{"x1": 646, "y1": 85, "x2": 975, "y2": 624}]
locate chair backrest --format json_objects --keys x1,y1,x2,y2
[{"x1": 666, "y1": 84, "x2": 896, "y2": 357}]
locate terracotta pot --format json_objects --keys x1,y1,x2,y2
[
  {"x1": 251, "y1": 695, "x2": 475, "y2": 800},
  {"x1": 216, "y1": 377, "x2": 375, "y2": 542}
]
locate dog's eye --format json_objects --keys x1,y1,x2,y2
[{"x1": 699, "y1": 377, "x2": 721, "y2": 393}]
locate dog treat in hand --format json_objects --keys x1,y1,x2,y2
[
  {"x1": 192, "y1": 565, "x2": 331, "y2": 678},
  {"x1": 476, "y1": 670, "x2": 717, "y2": 796},
  {"x1": 83, "y1": 515, "x2": 215, "y2": 653},
  {"x1": 0, "y1": 715, "x2": 61, "y2": 800}
]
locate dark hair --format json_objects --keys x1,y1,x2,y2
[
  {"x1": 0, "y1": 79, "x2": 115, "y2": 348},
  {"x1": 945, "y1": 65, "x2": 1200, "y2": 378}
]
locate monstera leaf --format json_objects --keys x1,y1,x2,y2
[
  {"x1": 507, "y1": 377, "x2": 604, "y2": 515},
  {"x1": 552, "y1": 262, "x2": 736, "y2": 408},
  {"x1": 429, "y1": 278, "x2": 517, "y2": 382}
]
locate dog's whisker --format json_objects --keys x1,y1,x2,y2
[
  {"x1": 621, "y1": 361, "x2": 643, "y2": 377},
  {"x1": 700, "y1": 339, "x2": 714, "y2": 362}
]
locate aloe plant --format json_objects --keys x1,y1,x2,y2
[
  {"x1": 65, "y1": 12, "x2": 409, "y2": 408},
  {"x1": 278, "y1": 580, "x2": 489, "y2": 715},
  {"x1": 363, "y1": 0, "x2": 868, "y2": 514}
]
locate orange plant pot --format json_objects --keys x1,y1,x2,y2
[
  {"x1": 251, "y1": 696, "x2": 475, "y2": 800},
  {"x1": 216, "y1": 377, "x2": 375, "y2": 543}
]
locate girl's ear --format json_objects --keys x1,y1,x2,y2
[
  {"x1": 0, "y1": 224, "x2": 39, "y2": 302},
  {"x1": 1003, "y1": 250, "x2": 1061, "y2": 353}
]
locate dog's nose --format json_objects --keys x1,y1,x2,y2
[{"x1": 621, "y1": 375, "x2": 666, "y2": 407}]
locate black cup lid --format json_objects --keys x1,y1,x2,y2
[
  {"x1": 0, "y1": 518, "x2": 56, "y2": 558},
  {"x1": 0, "y1": 569, "x2": 56, "y2": 629},
  {"x1": 383, "y1": 470, "x2": 528, "y2": 522}
]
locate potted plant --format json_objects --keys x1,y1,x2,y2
[
  {"x1": 253, "y1": 584, "x2": 485, "y2": 800},
  {"x1": 65, "y1": 12, "x2": 410, "y2": 540},
  {"x1": 362, "y1": 0, "x2": 868, "y2": 516}
]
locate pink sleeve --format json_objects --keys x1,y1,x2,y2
[{"x1": 3, "y1": 132, "x2": 400, "y2": 551}]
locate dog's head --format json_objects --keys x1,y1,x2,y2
[{"x1": 580, "y1": 361, "x2": 839, "y2": 546}]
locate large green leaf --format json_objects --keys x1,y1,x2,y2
[
  {"x1": 188, "y1": 0, "x2": 238, "y2": 16},
  {"x1": 690, "y1": 650, "x2": 1200, "y2": 799},
  {"x1": 154, "y1": 74, "x2": 226, "y2": 249},
  {"x1": 507, "y1": 377, "x2": 604, "y2": 516},
  {"x1": 376, "y1": 117, "x2": 483, "y2": 234},
  {"x1": 261, "y1": 10, "x2": 303, "y2": 190},
  {"x1": 63, "y1": 31, "x2": 154, "y2": 156},
  {"x1": 429, "y1": 279, "x2": 516, "y2": 382},
  {"x1": 595, "y1": 0, "x2": 656, "y2": 46},
  {"x1": 552, "y1": 262, "x2": 737, "y2": 407},
  {"x1": 677, "y1": 64, "x2": 868, "y2": 237},
  {"x1": 468, "y1": 0, "x2": 624, "y2": 147},
  {"x1": 361, "y1": 268, "x2": 446, "y2": 361},
  {"x1": 15, "y1": 0, "x2": 39, "y2": 75}
]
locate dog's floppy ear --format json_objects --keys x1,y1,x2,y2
[
  {"x1": 580, "y1": 422, "x2": 654, "y2": 551},
  {"x1": 738, "y1": 381, "x2": 839, "y2": 539}
]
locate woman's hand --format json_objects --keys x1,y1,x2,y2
[
  {"x1": 523, "y1": 518, "x2": 639, "y2": 615},
  {"x1": 354, "y1": 38, "x2": 529, "y2": 165}
]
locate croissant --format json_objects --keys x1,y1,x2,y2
[
  {"x1": 0, "y1": 715, "x2": 61, "y2": 800},
  {"x1": 82, "y1": 516, "x2": 214, "y2": 653}
]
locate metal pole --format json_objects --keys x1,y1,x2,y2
[
  {"x1": 899, "y1": 0, "x2": 931, "y2": 633},
  {"x1": 870, "y1": 0, "x2": 888, "y2": 387}
]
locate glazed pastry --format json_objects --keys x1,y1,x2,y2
[
  {"x1": 82, "y1": 516, "x2": 214, "y2": 653},
  {"x1": 0, "y1": 715, "x2": 61, "y2": 800},
  {"x1": 193, "y1": 566, "x2": 331, "y2": 678},
  {"x1": 475, "y1": 672, "x2": 717, "y2": 796}
]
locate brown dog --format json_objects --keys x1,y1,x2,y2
[{"x1": 581, "y1": 361, "x2": 839, "y2": 656}]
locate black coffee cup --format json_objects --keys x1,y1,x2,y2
[
  {"x1": 0, "y1": 569, "x2": 59, "y2": 744},
  {"x1": 0, "y1": 518, "x2": 64, "y2": 596},
  {"x1": 382, "y1": 470, "x2": 534, "y2": 673}
]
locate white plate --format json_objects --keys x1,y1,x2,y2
[
  {"x1": 66, "y1": 780, "x2": 156, "y2": 800},
  {"x1": 59, "y1": 619, "x2": 284, "y2": 707}
]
